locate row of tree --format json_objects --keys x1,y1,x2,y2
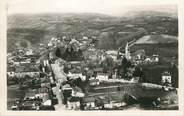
[{"x1": 55, "y1": 47, "x2": 84, "y2": 61}]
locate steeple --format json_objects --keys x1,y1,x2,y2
[{"x1": 125, "y1": 42, "x2": 131, "y2": 60}]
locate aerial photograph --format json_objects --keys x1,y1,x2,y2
[{"x1": 7, "y1": 0, "x2": 178, "y2": 111}]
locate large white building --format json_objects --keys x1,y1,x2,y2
[{"x1": 161, "y1": 71, "x2": 172, "y2": 85}]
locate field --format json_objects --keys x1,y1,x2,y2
[{"x1": 135, "y1": 35, "x2": 177, "y2": 44}]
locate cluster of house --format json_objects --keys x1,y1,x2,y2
[
  {"x1": 119, "y1": 43, "x2": 159, "y2": 65},
  {"x1": 7, "y1": 49, "x2": 42, "y2": 80},
  {"x1": 45, "y1": 43, "x2": 147, "y2": 110},
  {"x1": 60, "y1": 75, "x2": 131, "y2": 110},
  {"x1": 83, "y1": 96, "x2": 127, "y2": 110},
  {"x1": 131, "y1": 53, "x2": 159, "y2": 66},
  {"x1": 10, "y1": 59, "x2": 58, "y2": 110},
  {"x1": 47, "y1": 35, "x2": 94, "y2": 52},
  {"x1": 83, "y1": 47, "x2": 119, "y2": 63},
  {"x1": 7, "y1": 49, "x2": 39, "y2": 65},
  {"x1": 7, "y1": 65, "x2": 40, "y2": 79},
  {"x1": 52, "y1": 56, "x2": 126, "y2": 110},
  {"x1": 61, "y1": 84, "x2": 85, "y2": 110},
  {"x1": 50, "y1": 40, "x2": 173, "y2": 110},
  {"x1": 48, "y1": 57, "x2": 85, "y2": 110},
  {"x1": 83, "y1": 71, "x2": 173, "y2": 110},
  {"x1": 8, "y1": 32, "x2": 173, "y2": 111},
  {"x1": 11, "y1": 81, "x2": 55, "y2": 110}
]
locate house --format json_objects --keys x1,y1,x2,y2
[
  {"x1": 89, "y1": 79, "x2": 100, "y2": 86},
  {"x1": 35, "y1": 87, "x2": 50, "y2": 102},
  {"x1": 25, "y1": 49, "x2": 33, "y2": 56},
  {"x1": 104, "y1": 102, "x2": 113, "y2": 109},
  {"x1": 67, "y1": 72, "x2": 79, "y2": 79},
  {"x1": 82, "y1": 36, "x2": 88, "y2": 40},
  {"x1": 69, "y1": 72, "x2": 86, "y2": 81},
  {"x1": 84, "y1": 97, "x2": 96, "y2": 109},
  {"x1": 96, "y1": 73, "x2": 109, "y2": 81},
  {"x1": 72, "y1": 87, "x2": 85, "y2": 98},
  {"x1": 13, "y1": 61, "x2": 20, "y2": 66},
  {"x1": 7, "y1": 66, "x2": 15, "y2": 78},
  {"x1": 43, "y1": 99, "x2": 52, "y2": 106},
  {"x1": 144, "y1": 57, "x2": 151, "y2": 62},
  {"x1": 72, "y1": 91, "x2": 85, "y2": 98},
  {"x1": 104, "y1": 101, "x2": 126, "y2": 109},
  {"x1": 106, "y1": 50, "x2": 118, "y2": 61},
  {"x1": 43, "y1": 60, "x2": 49, "y2": 67},
  {"x1": 161, "y1": 71, "x2": 172, "y2": 86},
  {"x1": 94, "y1": 96, "x2": 127, "y2": 109},
  {"x1": 130, "y1": 77, "x2": 140, "y2": 83},
  {"x1": 7, "y1": 55, "x2": 14, "y2": 64},
  {"x1": 143, "y1": 55, "x2": 159, "y2": 64},
  {"x1": 152, "y1": 54, "x2": 159, "y2": 62},
  {"x1": 67, "y1": 97, "x2": 80, "y2": 110},
  {"x1": 80, "y1": 74, "x2": 86, "y2": 81}
]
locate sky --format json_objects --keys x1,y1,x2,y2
[{"x1": 7, "y1": 0, "x2": 178, "y2": 16}]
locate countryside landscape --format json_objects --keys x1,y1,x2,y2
[{"x1": 7, "y1": 5, "x2": 178, "y2": 110}]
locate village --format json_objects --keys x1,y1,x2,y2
[{"x1": 7, "y1": 32, "x2": 178, "y2": 110}]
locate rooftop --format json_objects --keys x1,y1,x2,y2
[{"x1": 15, "y1": 66, "x2": 40, "y2": 73}]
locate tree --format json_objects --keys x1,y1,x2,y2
[
  {"x1": 133, "y1": 67, "x2": 141, "y2": 77},
  {"x1": 55, "y1": 47, "x2": 61, "y2": 57},
  {"x1": 117, "y1": 57, "x2": 133, "y2": 79},
  {"x1": 101, "y1": 56, "x2": 114, "y2": 73}
]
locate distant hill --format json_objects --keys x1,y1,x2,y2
[
  {"x1": 7, "y1": 13, "x2": 117, "y2": 52},
  {"x1": 121, "y1": 10, "x2": 177, "y2": 19},
  {"x1": 120, "y1": 11, "x2": 178, "y2": 36},
  {"x1": 7, "y1": 11, "x2": 178, "y2": 52},
  {"x1": 7, "y1": 13, "x2": 116, "y2": 29}
]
